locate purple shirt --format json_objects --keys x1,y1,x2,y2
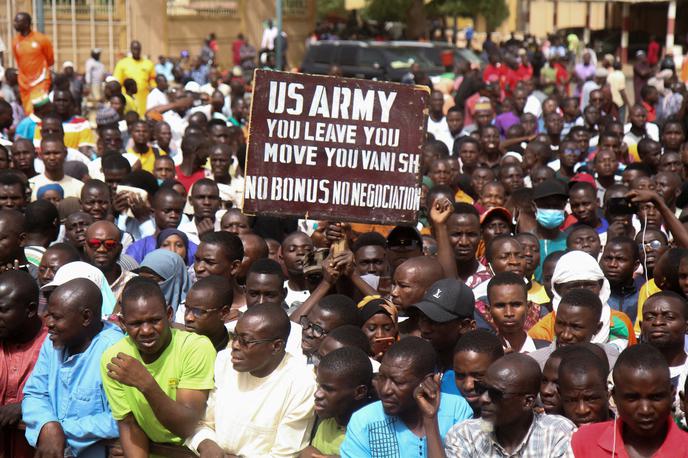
[{"x1": 125, "y1": 235, "x2": 197, "y2": 266}]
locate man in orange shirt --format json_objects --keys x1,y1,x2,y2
[{"x1": 12, "y1": 13, "x2": 54, "y2": 115}]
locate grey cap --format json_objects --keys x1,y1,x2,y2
[
  {"x1": 408, "y1": 278, "x2": 475, "y2": 323},
  {"x1": 96, "y1": 107, "x2": 119, "y2": 128}
]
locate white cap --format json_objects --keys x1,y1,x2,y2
[
  {"x1": 62, "y1": 61, "x2": 74, "y2": 69},
  {"x1": 184, "y1": 81, "x2": 201, "y2": 93},
  {"x1": 41, "y1": 261, "x2": 106, "y2": 291}
]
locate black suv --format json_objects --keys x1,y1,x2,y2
[{"x1": 300, "y1": 40, "x2": 441, "y2": 81}]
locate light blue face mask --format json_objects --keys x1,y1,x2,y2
[
  {"x1": 536, "y1": 208, "x2": 565, "y2": 229},
  {"x1": 157, "y1": 178, "x2": 165, "y2": 186}
]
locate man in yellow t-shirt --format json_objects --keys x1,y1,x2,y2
[
  {"x1": 101, "y1": 277, "x2": 216, "y2": 453},
  {"x1": 113, "y1": 41, "x2": 156, "y2": 116},
  {"x1": 128, "y1": 120, "x2": 165, "y2": 173}
]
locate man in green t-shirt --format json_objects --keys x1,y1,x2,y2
[
  {"x1": 101, "y1": 277, "x2": 216, "y2": 455},
  {"x1": 302, "y1": 347, "x2": 373, "y2": 456}
]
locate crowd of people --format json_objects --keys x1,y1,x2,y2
[{"x1": 4, "y1": 8, "x2": 688, "y2": 458}]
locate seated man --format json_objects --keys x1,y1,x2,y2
[
  {"x1": 341, "y1": 337, "x2": 473, "y2": 457},
  {"x1": 529, "y1": 288, "x2": 621, "y2": 370},
  {"x1": 303, "y1": 347, "x2": 373, "y2": 457},
  {"x1": 558, "y1": 347, "x2": 611, "y2": 426},
  {"x1": 451, "y1": 329, "x2": 504, "y2": 416},
  {"x1": 84, "y1": 220, "x2": 138, "y2": 312},
  {"x1": 445, "y1": 353, "x2": 576, "y2": 457},
  {"x1": 101, "y1": 277, "x2": 216, "y2": 454},
  {"x1": 22, "y1": 278, "x2": 122, "y2": 457},
  {"x1": 187, "y1": 303, "x2": 316, "y2": 456},
  {"x1": 301, "y1": 294, "x2": 360, "y2": 363},
  {"x1": 572, "y1": 344, "x2": 688, "y2": 456},
  {"x1": 183, "y1": 275, "x2": 231, "y2": 352},
  {"x1": 0, "y1": 271, "x2": 48, "y2": 457}
]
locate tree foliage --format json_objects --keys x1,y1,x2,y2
[{"x1": 351, "y1": 0, "x2": 509, "y2": 33}]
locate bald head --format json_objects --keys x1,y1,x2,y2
[
  {"x1": 398, "y1": 256, "x2": 444, "y2": 288},
  {"x1": 0, "y1": 270, "x2": 39, "y2": 308},
  {"x1": 85, "y1": 219, "x2": 120, "y2": 239},
  {"x1": 241, "y1": 233, "x2": 269, "y2": 259},
  {"x1": 241, "y1": 302, "x2": 290, "y2": 341},
  {"x1": 51, "y1": 278, "x2": 103, "y2": 316},
  {"x1": 489, "y1": 353, "x2": 542, "y2": 394},
  {"x1": 0, "y1": 209, "x2": 25, "y2": 263},
  {"x1": 0, "y1": 208, "x2": 25, "y2": 230}
]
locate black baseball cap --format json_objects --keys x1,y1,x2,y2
[
  {"x1": 386, "y1": 225, "x2": 423, "y2": 249},
  {"x1": 533, "y1": 178, "x2": 568, "y2": 201},
  {"x1": 408, "y1": 278, "x2": 475, "y2": 323}
]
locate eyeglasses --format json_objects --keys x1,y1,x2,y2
[
  {"x1": 474, "y1": 381, "x2": 527, "y2": 402},
  {"x1": 184, "y1": 304, "x2": 221, "y2": 318},
  {"x1": 86, "y1": 238, "x2": 119, "y2": 250},
  {"x1": 228, "y1": 330, "x2": 279, "y2": 348},
  {"x1": 640, "y1": 240, "x2": 663, "y2": 251},
  {"x1": 299, "y1": 315, "x2": 328, "y2": 338}
]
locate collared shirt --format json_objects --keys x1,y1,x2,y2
[
  {"x1": 125, "y1": 233, "x2": 198, "y2": 266},
  {"x1": 0, "y1": 326, "x2": 48, "y2": 458},
  {"x1": 572, "y1": 416, "x2": 688, "y2": 457},
  {"x1": 445, "y1": 413, "x2": 575, "y2": 457},
  {"x1": 341, "y1": 394, "x2": 473, "y2": 458},
  {"x1": 187, "y1": 351, "x2": 316, "y2": 456},
  {"x1": 22, "y1": 322, "x2": 123, "y2": 458}
]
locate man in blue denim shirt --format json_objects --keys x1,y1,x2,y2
[{"x1": 22, "y1": 278, "x2": 123, "y2": 457}]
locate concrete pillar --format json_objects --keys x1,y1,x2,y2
[
  {"x1": 620, "y1": 3, "x2": 630, "y2": 64},
  {"x1": 522, "y1": 0, "x2": 530, "y2": 34},
  {"x1": 666, "y1": 0, "x2": 676, "y2": 53},
  {"x1": 583, "y1": 2, "x2": 591, "y2": 45}
]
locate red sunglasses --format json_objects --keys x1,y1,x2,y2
[{"x1": 86, "y1": 238, "x2": 119, "y2": 250}]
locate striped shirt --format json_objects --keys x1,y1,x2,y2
[{"x1": 445, "y1": 413, "x2": 575, "y2": 457}]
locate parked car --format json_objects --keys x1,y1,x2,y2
[
  {"x1": 300, "y1": 40, "x2": 443, "y2": 81},
  {"x1": 389, "y1": 40, "x2": 484, "y2": 70}
]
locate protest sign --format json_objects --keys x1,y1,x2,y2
[{"x1": 243, "y1": 69, "x2": 430, "y2": 224}]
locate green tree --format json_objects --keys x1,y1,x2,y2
[{"x1": 316, "y1": 0, "x2": 346, "y2": 20}]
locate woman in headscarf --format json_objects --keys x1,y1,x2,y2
[
  {"x1": 528, "y1": 250, "x2": 636, "y2": 350},
  {"x1": 135, "y1": 249, "x2": 190, "y2": 314},
  {"x1": 357, "y1": 295, "x2": 398, "y2": 361},
  {"x1": 156, "y1": 228, "x2": 197, "y2": 266}
]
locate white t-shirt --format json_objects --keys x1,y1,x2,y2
[
  {"x1": 284, "y1": 280, "x2": 310, "y2": 311},
  {"x1": 29, "y1": 173, "x2": 84, "y2": 200}
]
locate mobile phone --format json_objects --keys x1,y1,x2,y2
[
  {"x1": 607, "y1": 197, "x2": 638, "y2": 216},
  {"x1": 371, "y1": 336, "x2": 396, "y2": 355}
]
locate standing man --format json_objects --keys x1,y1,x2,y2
[
  {"x1": 12, "y1": 12, "x2": 54, "y2": 115},
  {"x1": 84, "y1": 48, "x2": 105, "y2": 102},
  {"x1": 113, "y1": 41, "x2": 155, "y2": 117}
]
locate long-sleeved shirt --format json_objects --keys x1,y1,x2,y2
[
  {"x1": 187, "y1": 351, "x2": 316, "y2": 457},
  {"x1": 0, "y1": 325, "x2": 48, "y2": 458},
  {"x1": 22, "y1": 322, "x2": 123, "y2": 458}
]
